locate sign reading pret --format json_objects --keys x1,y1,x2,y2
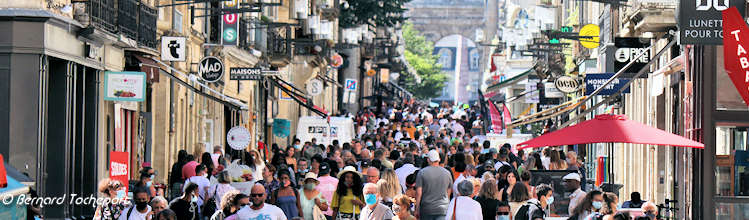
[
  {"x1": 306, "y1": 79, "x2": 323, "y2": 96},
  {"x1": 230, "y1": 68, "x2": 263, "y2": 80},
  {"x1": 109, "y1": 151, "x2": 129, "y2": 193},
  {"x1": 161, "y1": 36, "x2": 186, "y2": 61},
  {"x1": 584, "y1": 73, "x2": 631, "y2": 96},
  {"x1": 679, "y1": 0, "x2": 745, "y2": 45},
  {"x1": 554, "y1": 75, "x2": 580, "y2": 93},
  {"x1": 226, "y1": 126, "x2": 251, "y2": 150},
  {"x1": 199, "y1": 56, "x2": 224, "y2": 82},
  {"x1": 104, "y1": 71, "x2": 146, "y2": 102},
  {"x1": 615, "y1": 37, "x2": 650, "y2": 78},
  {"x1": 222, "y1": 0, "x2": 239, "y2": 46},
  {"x1": 721, "y1": 7, "x2": 749, "y2": 106}
]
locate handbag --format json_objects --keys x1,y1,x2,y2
[
  {"x1": 201, "y1": 185, "x2": 218, "y2": 217},
  {"x1": 313, "y1": 204, "x2": 327, "y2": 220}
]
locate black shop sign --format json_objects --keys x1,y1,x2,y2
[{"x1": 678, "y1": 0, "x2": 745, "y2": 45}]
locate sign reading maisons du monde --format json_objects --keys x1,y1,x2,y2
[{"x1": 678, "y1": 0, "x2": 745, "y2": 45}]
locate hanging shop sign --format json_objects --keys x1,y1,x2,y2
[
  {"x1": 330, "y1": 53, "x2": 344, "y2": 68},
  {"x1": 525, "y1": 79, "x2": 540, "y2": 104},
  {"x1": 679, "y1": 0, "x2": 745, "y2": 45},
  {"x1": 230, "y1": 67, "x2": 263, "y2": 80},
  {"x1": 721, "y1": 7, "x2": 749, "y2": 107},
  {"x1": 221, "y1": 0, "x2": 239, "y2": 46},
  {"x1": 227, "y1": 126, "x2": 251, "y2": 150},
  {"x1": 584, "y1": 73, "x2": 631, "y2": 96},
  {"x1": 161, "y1": 36, "x2": 186, "y2": 61},
  {"x1": 272, "y1": 119, "x2": 291, "y2": 138},
  {"x1": 554, "y1": 75, "x2": 581, "y2": 93},
  {"x1": 380, "y1": 68, "x2": 390, "y2": 83},
  {"x1": 579, "y1": 24, "x2": 600, "y2": 49},
  {"x1": 109, "y1": 151, "x2": 129, "y2": 194},
  {"x1": 198, "y1": 56, "x2": 224, "y2": 82},
  {"x1": 614, "y1": 37, "x2": 650, "y2": 78},
  {"x1": 306, "y1": 79, "x2": 323, "y2": 96},
  {"x1": 544, "y1": 82, "x2": 565, "y2": 98},
  {"x1": 104, "y1": 71, "x2": 146, "y2": 102}
]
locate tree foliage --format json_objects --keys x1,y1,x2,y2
[
  {"x1": 339, "y1": 0, "x2": 411, "y2": 28},
  {"x1": 400, "y1": 23, "x2": 448, "y2": 99}
]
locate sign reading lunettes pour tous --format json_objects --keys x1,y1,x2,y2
[
  {"x1": 554, "y1": 75, "x2": 580, "y2": 93},
  {"x1": 199, "y1": 56, "x2": 224, "y2": 82},
  {"x1": 226, "y1": 126, "x2": 251, "y2": 150},
  {"x1": 614, "y1": 37, "x2": 650, "y2": 78},
  {"x1": 230, "y1": 68, "x2": 263, "y2": 80},
  {"x1": 678, "y1": 0, "x2": 745, "y2": 45}
]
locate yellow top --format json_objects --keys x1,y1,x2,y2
[{"x1": 331, "y1": 188, "x2": 363, "y2": 214}]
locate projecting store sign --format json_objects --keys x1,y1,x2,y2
[
  {"x1": 199, "y1": 56, "x2": 224, "y2": 82},
  {"x1": 614, "y1": 37, "x2": 650, "y2": 78},
  {"x1": 678, "y1": 0, "x2": 745, "y2": 45},
  {"x1": 554, "y1": 76, "x2": 581, "y2": 93},
  {"x1": 721, "y1": 7, "x2": 749, "y2": 107},
  {"x1": 104, "y1": 71, "x2": 146, "y2": 102},
  {"x1": 230, "y1": 68, "x2": 263, "y2": 80},
  {"x1": 222, "y1": 0, "x2": 239, "y2": 46},
  {"x1": 584, "y1": 73, "x2": 631, "y2": 96}
]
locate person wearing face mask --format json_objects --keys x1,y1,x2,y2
[
  {"x1": 270, "y1": 170, "x2": 302, "y2": 219},
  {"x1": 210, "y1": 190, "x2": 247, "y2": 220},
  {"x1": 331, "y1": 166, "x2": 365, "y2": 219},
  {"x1": 133, "y1": 170, "x2": 155, "y2": 200},
  {"x1": 359, "y1": 183, "x2": 395, "y2": 220},
  {"x1": 445, "y1": 180, "x2": 482, "y2": 220},
  {"x1": 514, "y1": 184, "x2": 553, "y2": 220},
  {"x1": 563, "y1": 173, "x2": 585, "y2": 216},
  {"x1": 298, "y1": 172, "x2": 329, "y2": 220},
  {"x1": 233, "y1": 184, "x2": 287, "y2": 220},
  {"x1": 118, "y1": 188, "x2": 151, "y2": 220},
  {"x1": 392, "y1": 194, "x2": 416, "y2": 220},
  {"x1": 640, "y1": 201, "x2": 658, "y2": 220},
  {"x1": 569, "y1": 190, "x2": 603, "y2": 220},
  {"x1": 169, "y1": 182, "x2": 200, "y2": 220},
  {"x1": 94, "y1": 178, "x2": 128, "y2": 220},
  {"x1": 184, "y1": 165, "x2": 211, "y2": 210},
  {"x1": 295, "y1": 158, "x2": 310, "y2": 186}
]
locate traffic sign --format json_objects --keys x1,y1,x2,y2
[
  {"x1": 345, "y1": 79, "x2": 357, "y2": 91},
  {"x1": 306, "y1": 79, "x2": 323, "y2": 96},
  {"x1": 330, "y1": 53, "x2": 344, "y2": 68}
]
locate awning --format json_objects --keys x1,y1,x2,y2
[
  {"x1": 486, "y1": 68, "x2": 532, "y2": 92},
  {"x1": 388, "y1": 82, "x2": 413, "y2": 99},
  {"x1": 509, "y1": 96, "x2": 587, "y2": 127},
  {"x1": 151, "y1": 58, "x2": 248, "y2": 110},
  {"x1": 269, "y1": 76, "x2": 328, "y2": 117},
  {"x1": 134, "y1": 55, "x2": 159, "y2": 83}
]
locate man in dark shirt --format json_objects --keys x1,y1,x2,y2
[{"x1": 169, "y1": 182, "x2": 199, "y2": 220}]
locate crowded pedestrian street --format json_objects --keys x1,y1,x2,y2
[{"x1": 0, "y1": 0, "x2": 748, "y2": 220}]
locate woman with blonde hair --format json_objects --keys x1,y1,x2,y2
[
  {"x1": 549, "y1": 150, "x2": 568, "y2": 170},
  {"x1": 93, "y1": 178, "x2": 127, "y2": 220},
  {"x1": 469, "y1": 177, "x2": 482, "y2": 198},
  {"x1": 377, "y1": 169, "x2": 402, "y2": 207},
  {"x1": 475, "y1": 178, "x2": 501, "y2": 220},
  {"x1": 392, "y1": 194, "x2": 416, "y2": 220}
]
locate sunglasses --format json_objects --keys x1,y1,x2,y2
[{"x1": 250, "y1": 193, "x2": 264, "y2": 198}]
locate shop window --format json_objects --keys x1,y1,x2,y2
[
  {"x1": 715, "y1": 126, "x2": 749, "y2": 197},
  {"x1": 437, "y1": 48, "x2": 454, "y2": 70},
  {"x1": 716, "y1": 46, "x2": 749, "y2": 111},
  {"x1": 716, "y1": 203, "x2": 749, "y2": 219}
]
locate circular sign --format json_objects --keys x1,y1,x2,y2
[
  {"x1": 226, "y1": 126, "x2": 251, "y2": 150},
  {"x1": 366, "y1": 69, "x2": 376, "y2": 77},
  {"x1": 554, "y1": 75, "x2": 580, "y2": 93},
  {"x1": 330, "y1": 53, "x2": 344, "y2": 68},
  {"x1": 223, "y1": 14, "x2": 238, "y2": 24},
  {"x1": 223, "y1": 28, "x2": 237, "y2": 42},
  {"x1": 306, "y1": 79, "x2": 323, "y2": 96},
  {"x1": 579, "y1": 24, "x2": 600, "y2": 49},
  {"x1": 199, "y1": 56, "x2": 224, "y2": 82}
]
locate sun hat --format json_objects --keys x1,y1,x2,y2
[{"x1": 337, "y1": 165, "x2": 362, "y2": 179}]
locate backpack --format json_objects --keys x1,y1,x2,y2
[{"x1": 513, "y1": 201, "x2": 543, "y2": 220}]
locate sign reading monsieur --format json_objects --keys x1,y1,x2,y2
[{"x1": 584, "y1": 73, "x2": 631, "y2": 96}]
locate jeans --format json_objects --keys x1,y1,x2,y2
[{"x1": 420, "y1": 214, "x2": 446, "y2": 220}]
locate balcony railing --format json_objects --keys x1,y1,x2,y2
[{"x1": 85, "y1": 0, "x2": 157, "y2": 49}]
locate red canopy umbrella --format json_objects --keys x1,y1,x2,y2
[{"x1": 517, "y1": 114, "x2": 704, "y2": 149}]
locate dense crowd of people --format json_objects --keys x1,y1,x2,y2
[{"x1": 92, "y1": 102, "x2": 661, "y2": 220}]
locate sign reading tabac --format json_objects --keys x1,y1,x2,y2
[
  {"x1": 679, "y1": 0, "x2": 745, "y2": 45},
  {"x1": 721, "y1": 7, "x2": 749, "y2": 106}
]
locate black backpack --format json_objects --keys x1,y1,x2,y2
[{"x1": 513, "y1": 201, "x2": 543, "y2": 220}]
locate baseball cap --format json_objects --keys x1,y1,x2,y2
[
  {"x1": 563, "y1": 173, "x2": 581, "y2": 182},
  {"x1": 427, "y1": 149, "x2": 441, "y2": 162}
]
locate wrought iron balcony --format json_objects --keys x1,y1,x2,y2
[
  {"x1": 83, "y1": 0, "x2": 157, "y2": 49},
  {"x1": 138, "y1": 4, "x2": 157, "y2": 49},
  {"x1": 86, "y1": 0, "x2": 117, "y2": 33},
  {"x1": 118, "y1": 0, "x2": 138, "y2": 40},
  {"x1": 266, "y1": 24, "x2": 292, "y2": 67}
]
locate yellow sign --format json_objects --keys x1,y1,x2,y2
[
  {"x1": 380, "y1": 68, "x2": 390, "y2": 83},
  {"x1": 279, "y1": 84, "x2": 293, "y2": 100},
  {"x1": 224, "y1": 0, "x2": 238, "y2": 7},
  {"x1": 579, "y1": 24, "x2": 600, "y2": 49},
  {"x1": 366, "y1": 69, "x2": 376, "y2": 77}
]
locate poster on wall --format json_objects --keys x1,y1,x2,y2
[
  {"x1": 104, "y1": 71, "x2": 146, "y2": 102},
  {"x1": 109, "y1": 151, "x2": 129, "y2": 194}
]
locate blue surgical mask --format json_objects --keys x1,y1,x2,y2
[
  {"x1": 546, "y1": 196, "x2": 554, "y2": 205},
  {"x1": 116, "y1": 189, "x2": 126, "y2": 199},
  {"x1": 364, "y1": 193, "x2": 377, "y2": 205},
  {"x1": 366, "y1": 142, "x2": 373, "y2": 147},
  {"x1": 592, "y1": 201, "x2": 603, "y2": 209},
  {"x1": 150, "y1": 175, "x2": 155, "y2": 180},
  {"x1": 294, "y1": 144, "x2": 302, "y2": 150},
  {"x1": 498, "y1": 215, "x2": 510, "y2": 220},
  {"x1": 146, "y1": 181, "x2": 153, "y2": 187}
]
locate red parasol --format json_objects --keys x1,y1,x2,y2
[{"x1": 517, "y1": 114, "x2": 704, "y2": 149}]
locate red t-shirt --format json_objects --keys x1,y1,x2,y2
[{"x1": 181, "y1": 161, "x2": 199, "y2": 179}]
